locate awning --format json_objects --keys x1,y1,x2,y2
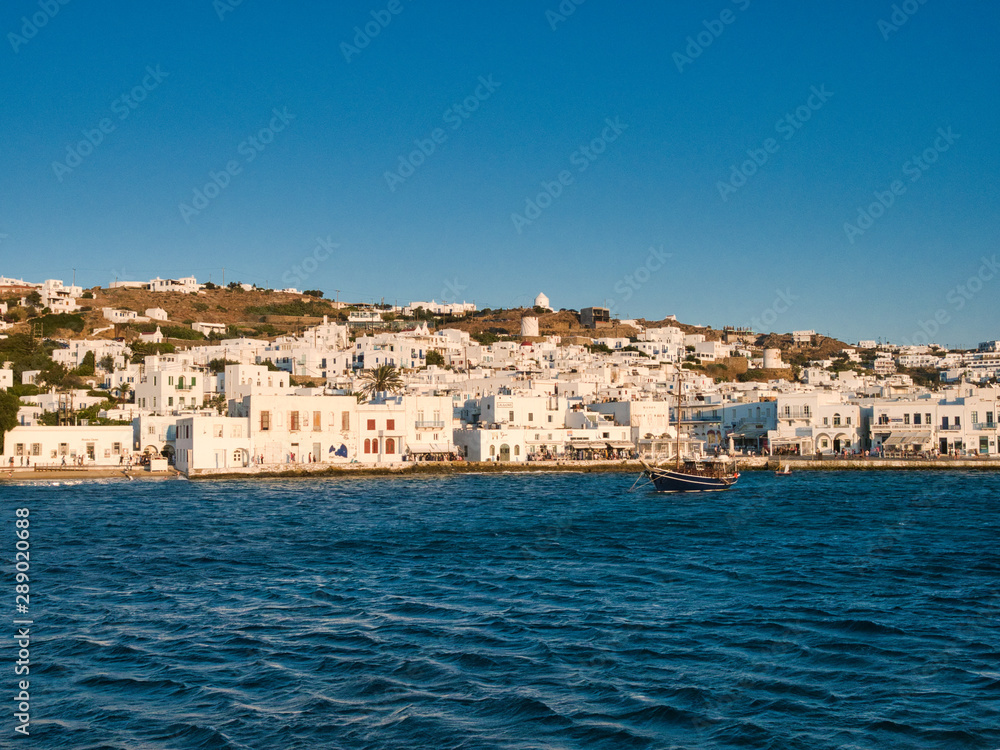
[
  {"x1": 408, "y1": 444, "x2": 452, "y2": 454},
  {"x1": 883, "y1": 435, "x2": 906, "y2": 448},
  {"x1": 606, "y1": 441, "x2": 634, "y2": 449},
  {"x1": 567, "y1": 441, "x2": 607, "y2": 450}
]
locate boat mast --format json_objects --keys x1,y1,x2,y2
[{"x1": 675, "y1": 370, "x2": 682, "y2": 470}]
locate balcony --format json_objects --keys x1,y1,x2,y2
[
  {"x1": 939, "y1": 424, "x2": 961, "y2": 431},
  {"x1": 973, "y1": 422, "x2": 997, "y2": 430},
  {"x1": 415, "y1": 420, "x2": 445, "y2": 429}
]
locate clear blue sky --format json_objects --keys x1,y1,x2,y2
[{"x1": 1, "y1": 1, "x2": 997, "y2": 348}]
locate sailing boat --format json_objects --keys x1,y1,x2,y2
[{"x1": 634, "y1": 373, "x2": 740, "y2": 492}]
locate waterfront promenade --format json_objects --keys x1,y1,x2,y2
[{"x1": 4, "y1": 455, "x2": 1000, "y2": 481}]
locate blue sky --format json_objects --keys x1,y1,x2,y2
[{"x1": 1, "y1": 0, "x2": 997, "y2": 348}]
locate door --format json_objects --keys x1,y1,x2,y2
[
  {"x1": 499, "y1": 444, "x2": 511, "y2": 462},
  {"x1": 939, "y1": 438, "x2": 948, "y2": 454},
  {"x1": 981, "y1": 437, "x2": 989, "y2": 455},
  {"x1": 833, "y1": 439, "x2": 841, "y2": 453}
]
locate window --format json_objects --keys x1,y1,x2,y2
[
  {"x1": 903, "y1": 413, "x2": 910, "y2": 425},
  {"x1": 988, "y1": 412, "x2": 995, "y2": 425},
  {"x1": 364, "y1": 438, "x2": 371, "y2": 454},
  {"x1": 823, "y1": 417, "x2": 829, "y2": 426},
  {"x1": 489, "y1": 445, "x2": 496, "y2": 456},
  {"x1": 846, "y1": 416, "x2": 852, "y2": 426},
  {"x1": 784, "y1": 405, "x2": 790, "y2": 417},
  {"x1": 514, "y1": 445, "x2": 520, "y2": 456},
  {"x1": 804, "y1": 406, "x2": 811, "y2": 417},
  {"x1": 149, "y1": 425, "x2": 155, "y2": 434},
  {"x1": 112, "y1": 442, "x2": 121, "y2": 454},
  {"x1": 59, "y1": 443, "x2": 68, "y2": 456},
  {"x1": 821, "y1": 439, "x2": 828, "y2": 448},
  {"x1": 214, "y1": 425, "x2": 223, "y2": 438},
  {"x1": 260, "y1": 411, "x2": 271, "y2": 431},
  {"x1": 926, "y1": 413, "x2": 932, "y2": 426},
  {"x1": 942, "y1": 417, "x2": 949, "y2": 428},
  {"x1": 289, "y1": 411, "x2": 300, "y2": 431},
  {"x1": 168, "y1": 397, "x2": 174, "y2": 406},
  {"x1": 971, "y1": 411, "x2": 978, "y2": 425},
  {"x1": 955, "y1": 416, "x2": 961, "y2": 428},
  {"x1": 914, "y1": 413, "x2": 921, "y2": 425},
  {"x1": 14, "y1": 444, "x2": 23, "y2": 456},
  {"x1": 342, "y1": 411, "x2": 350, "y2": 431},
  {"x1": 31, "y1": 444, "x2": 41, "y2": 456},
  {"x1": 834, "y1": 413, "x2": 842, "y2": 426},
  {"x1": 313, "y1": 411, "x2": 322, "y2": 431},
  {"x1": 385, "y1": 438, "x2": 395, "y2": 454},
  {"x1": 168, "y1": 376, "x2": 174, "y2": 385},
  {"x1": 548, "y1": 415, "x2": 553, "y2": 423},
  {"x1": 191, "y1": 377, "x2": 196, "y2": 386},
  {"x1": 367, "y1": 419, "x2": 376, "y2": 431},
  {"x1": 230, "y1": 425, "x2": 242, "y2": 437},
  {"x1": 527, "y1": 412, "x2": 534, "y2": 422}
]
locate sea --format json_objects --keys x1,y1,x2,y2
[{"x1": 4, "y1": 470, "x2": 999, "y2": 749}]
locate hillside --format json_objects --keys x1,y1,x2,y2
[{"x1": 20, "y1": 287, "x2": 344, "y2": 342}]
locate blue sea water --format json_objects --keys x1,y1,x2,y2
[{"x1": 5, "y1": 470, "x2": 1000, "y2": 749}]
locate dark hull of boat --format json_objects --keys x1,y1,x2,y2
[{"x1": 648, "y1": 468, "x2": 739, "y2": 493}]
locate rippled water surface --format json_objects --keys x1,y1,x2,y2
[{"x1": 6, "y1": 470, "x2": 1000, "y2": 749}]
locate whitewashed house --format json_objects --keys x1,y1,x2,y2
[{"x1": 1, "y1": 425, "x2": 133, "y2": 467}]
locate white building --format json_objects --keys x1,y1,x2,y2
[
  {"x1": 1, "y1": 425, "x2": 133, "y2": 467},
  {"x1": 134, "y1": 367, "x2": 208, "y2": 414},
  {"x1": 148, "y1": 277, "x2": 201, "y2": 294},
  {"x1": 403, "y1": 300, "x2": 476, "y2": 316},
  {"x1": 768, "y1": 392, "x2": 864, "y2": 455},
  {"x1": 102, "y1": 308, "x2": 141, "y2": 324},
  {"x1": 174, "y1": 415, "x2": 251, "y2": 473},
  {"x1": 192, "y1": 322, "x2": 226, "y2": 337},
  {"x1": 39, "y1": 279, "x2": 83, "y2": 313}
]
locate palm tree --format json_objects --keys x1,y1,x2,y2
[
  {"x1": 113, "y1": 382, "x2": 133, "y2": 407},
  {"x1": 358, "y1": 364, "x2": 403, "y2": 402}
]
